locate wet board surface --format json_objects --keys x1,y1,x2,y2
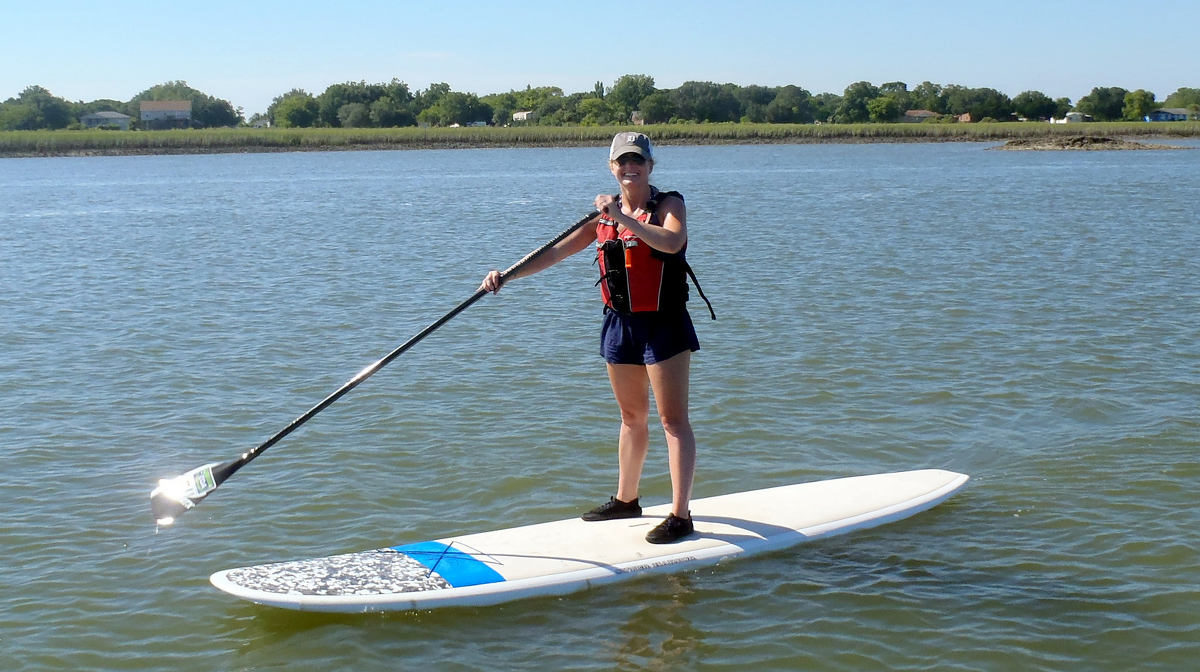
[{"x1": 210, "y1": 469, "x2": 969, "y2": 612}]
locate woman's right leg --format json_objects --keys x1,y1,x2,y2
[{"x1": 607, "y1": 362, "x2": 651, "y2": 502}]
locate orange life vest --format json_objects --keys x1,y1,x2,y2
[{"x1": 595, "y1": 188, "x2": 714, "y2": 319}]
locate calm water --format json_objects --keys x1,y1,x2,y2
[{"x1": 2, "y1": 141, "x2": 1197, "y2": 671}]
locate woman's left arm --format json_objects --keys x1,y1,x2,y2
[{"x1": 612, "y1": 194, "x2": 687, "y2": 253}]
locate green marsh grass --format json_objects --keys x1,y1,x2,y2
[{"x1": 2, "y1": 122, "x2": 1198, "y2": 156}]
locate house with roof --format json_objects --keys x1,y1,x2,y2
[
  {"x1": 1146, "y1": 108, "x2": 1190, "y2": 122},
  {"x1": 1051, "y1": 112, "x2": 1092, "y2": 124},
  {"x1": 81, "y1": 111, "x2": 132, "y2": 130},
  {"x1": 903, "y1": 109, "x2": 939, "y2": 123},
  {"x1": 140, "y1": 100, "x2": 192, "y2": 129}
]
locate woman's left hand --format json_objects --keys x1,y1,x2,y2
[{"x1": 594, "y1": 193, "x2": 617, "y2": 214}]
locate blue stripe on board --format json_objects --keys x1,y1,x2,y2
[{"x1": 392, "y1": 541, "x2": 505, "y2": 587}]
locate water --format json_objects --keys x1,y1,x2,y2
[{"x1": 2, "y1": 141, "x2": 1197, "y2": 671}]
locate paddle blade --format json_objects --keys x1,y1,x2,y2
[{"x1": 150, "y1": 462, "x2": 222, "y2": 526}]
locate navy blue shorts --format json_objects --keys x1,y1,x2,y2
[{"x1": 600, "y1": 308, "x2": 700, "y2": 365}]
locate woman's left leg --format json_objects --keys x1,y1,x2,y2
[{"x1": 646, "y1": 350, "x2": 695, "y2": 517}]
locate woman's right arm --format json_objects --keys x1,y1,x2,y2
[{"x1": 481, "y1": 216, "x2": 599, "y2": 293}]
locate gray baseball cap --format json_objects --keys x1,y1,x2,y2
[{"x1": 609, "y1": 131, "x2": 653, "y2": 161}]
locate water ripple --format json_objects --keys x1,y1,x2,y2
[{"x1": 2, "y1": 145, "x2": 1198, "y2": 671}]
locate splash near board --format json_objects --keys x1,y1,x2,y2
[{"x1": 210, "y1": 469, "x2": 968, "y2": 612}]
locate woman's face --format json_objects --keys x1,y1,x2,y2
[{"x1": 610, "y1": 152, "x2": 652, "y2": 187}]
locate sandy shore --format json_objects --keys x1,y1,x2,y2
[{"x1": 990, "y1": 135, "x2": 1191, "y2": 150}]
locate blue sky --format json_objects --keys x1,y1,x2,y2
[{"x1": 4, "y1": 0, "x2": 1197, "y2": 116}]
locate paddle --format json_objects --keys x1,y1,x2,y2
[{"x1": 150, "y1": 210, "x2": 599, "y2": 526}]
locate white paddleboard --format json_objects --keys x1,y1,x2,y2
[{"x1": 210, "y1": 469, "x2": 968, "y2": 612}]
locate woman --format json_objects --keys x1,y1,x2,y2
[{"x1": 481, "y1": 131, "x2": 712, "y2": 544}]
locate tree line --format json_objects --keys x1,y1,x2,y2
[
  {"x1": 0, "y1": 82, "x2": 239, "y2": 131},
  {"x1": 3, "y1": 75, "x2": 1199, "y2": 131}
]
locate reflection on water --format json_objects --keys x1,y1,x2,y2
[{"x1": 614, "y1": 574, "x2": 707, "y2": 671}]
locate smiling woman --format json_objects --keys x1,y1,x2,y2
[{"x1": 481, "y1": 131, "x2": 715, "y2": 544}]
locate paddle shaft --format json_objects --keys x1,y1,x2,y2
[{"x1": 213, "y1": 210, "x2": 599, "y2": 484}]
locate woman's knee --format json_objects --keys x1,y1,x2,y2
[
  {"x1": 617, "y1": 404, "x2": 651, "y2": 429},
  {"x1": 658, "y1": 414, "x2": 692, "y2": 440}
]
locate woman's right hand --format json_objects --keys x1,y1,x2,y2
[{"x1": 480, "y1": 269, "x2": 504, "y2": 294}]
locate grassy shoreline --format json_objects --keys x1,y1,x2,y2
[{"x1": 3, "y1": 122, "x2": 1199, "y2": 157}]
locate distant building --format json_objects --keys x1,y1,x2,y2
[
  {"x1": 80, "y1": 111, "x2": 131, "y2": 130},
  {"x1": 140, "y1": 100, "x2": 192, "y2": 129},
  {"x1": 1051, "y1": 112, "x2": 1092, "y2": 124},
  {"x1": 512, "y1": 110, "x2": 534, "y2": 122},
  {"x1": 903, "y1": 109, "x2": 938, "y2": 123},
  {"x1": 1146, "y1": 108, "x2": 1190, "y2": 122}
]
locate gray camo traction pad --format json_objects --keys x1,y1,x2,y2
[{"x1": 222, "y1": 549, "x2": 451, "y2": 596}]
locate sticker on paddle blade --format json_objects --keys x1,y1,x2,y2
[
  {"x1": 188, "y1": 464, "x2": 218, "y2": 497},
  {"x1": 151, "y1": 462, "x2": 222, "y2": 526}
]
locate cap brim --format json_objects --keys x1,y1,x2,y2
[{"x1": 610, "y1": 145, "x2": 649, "y2": 161}]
